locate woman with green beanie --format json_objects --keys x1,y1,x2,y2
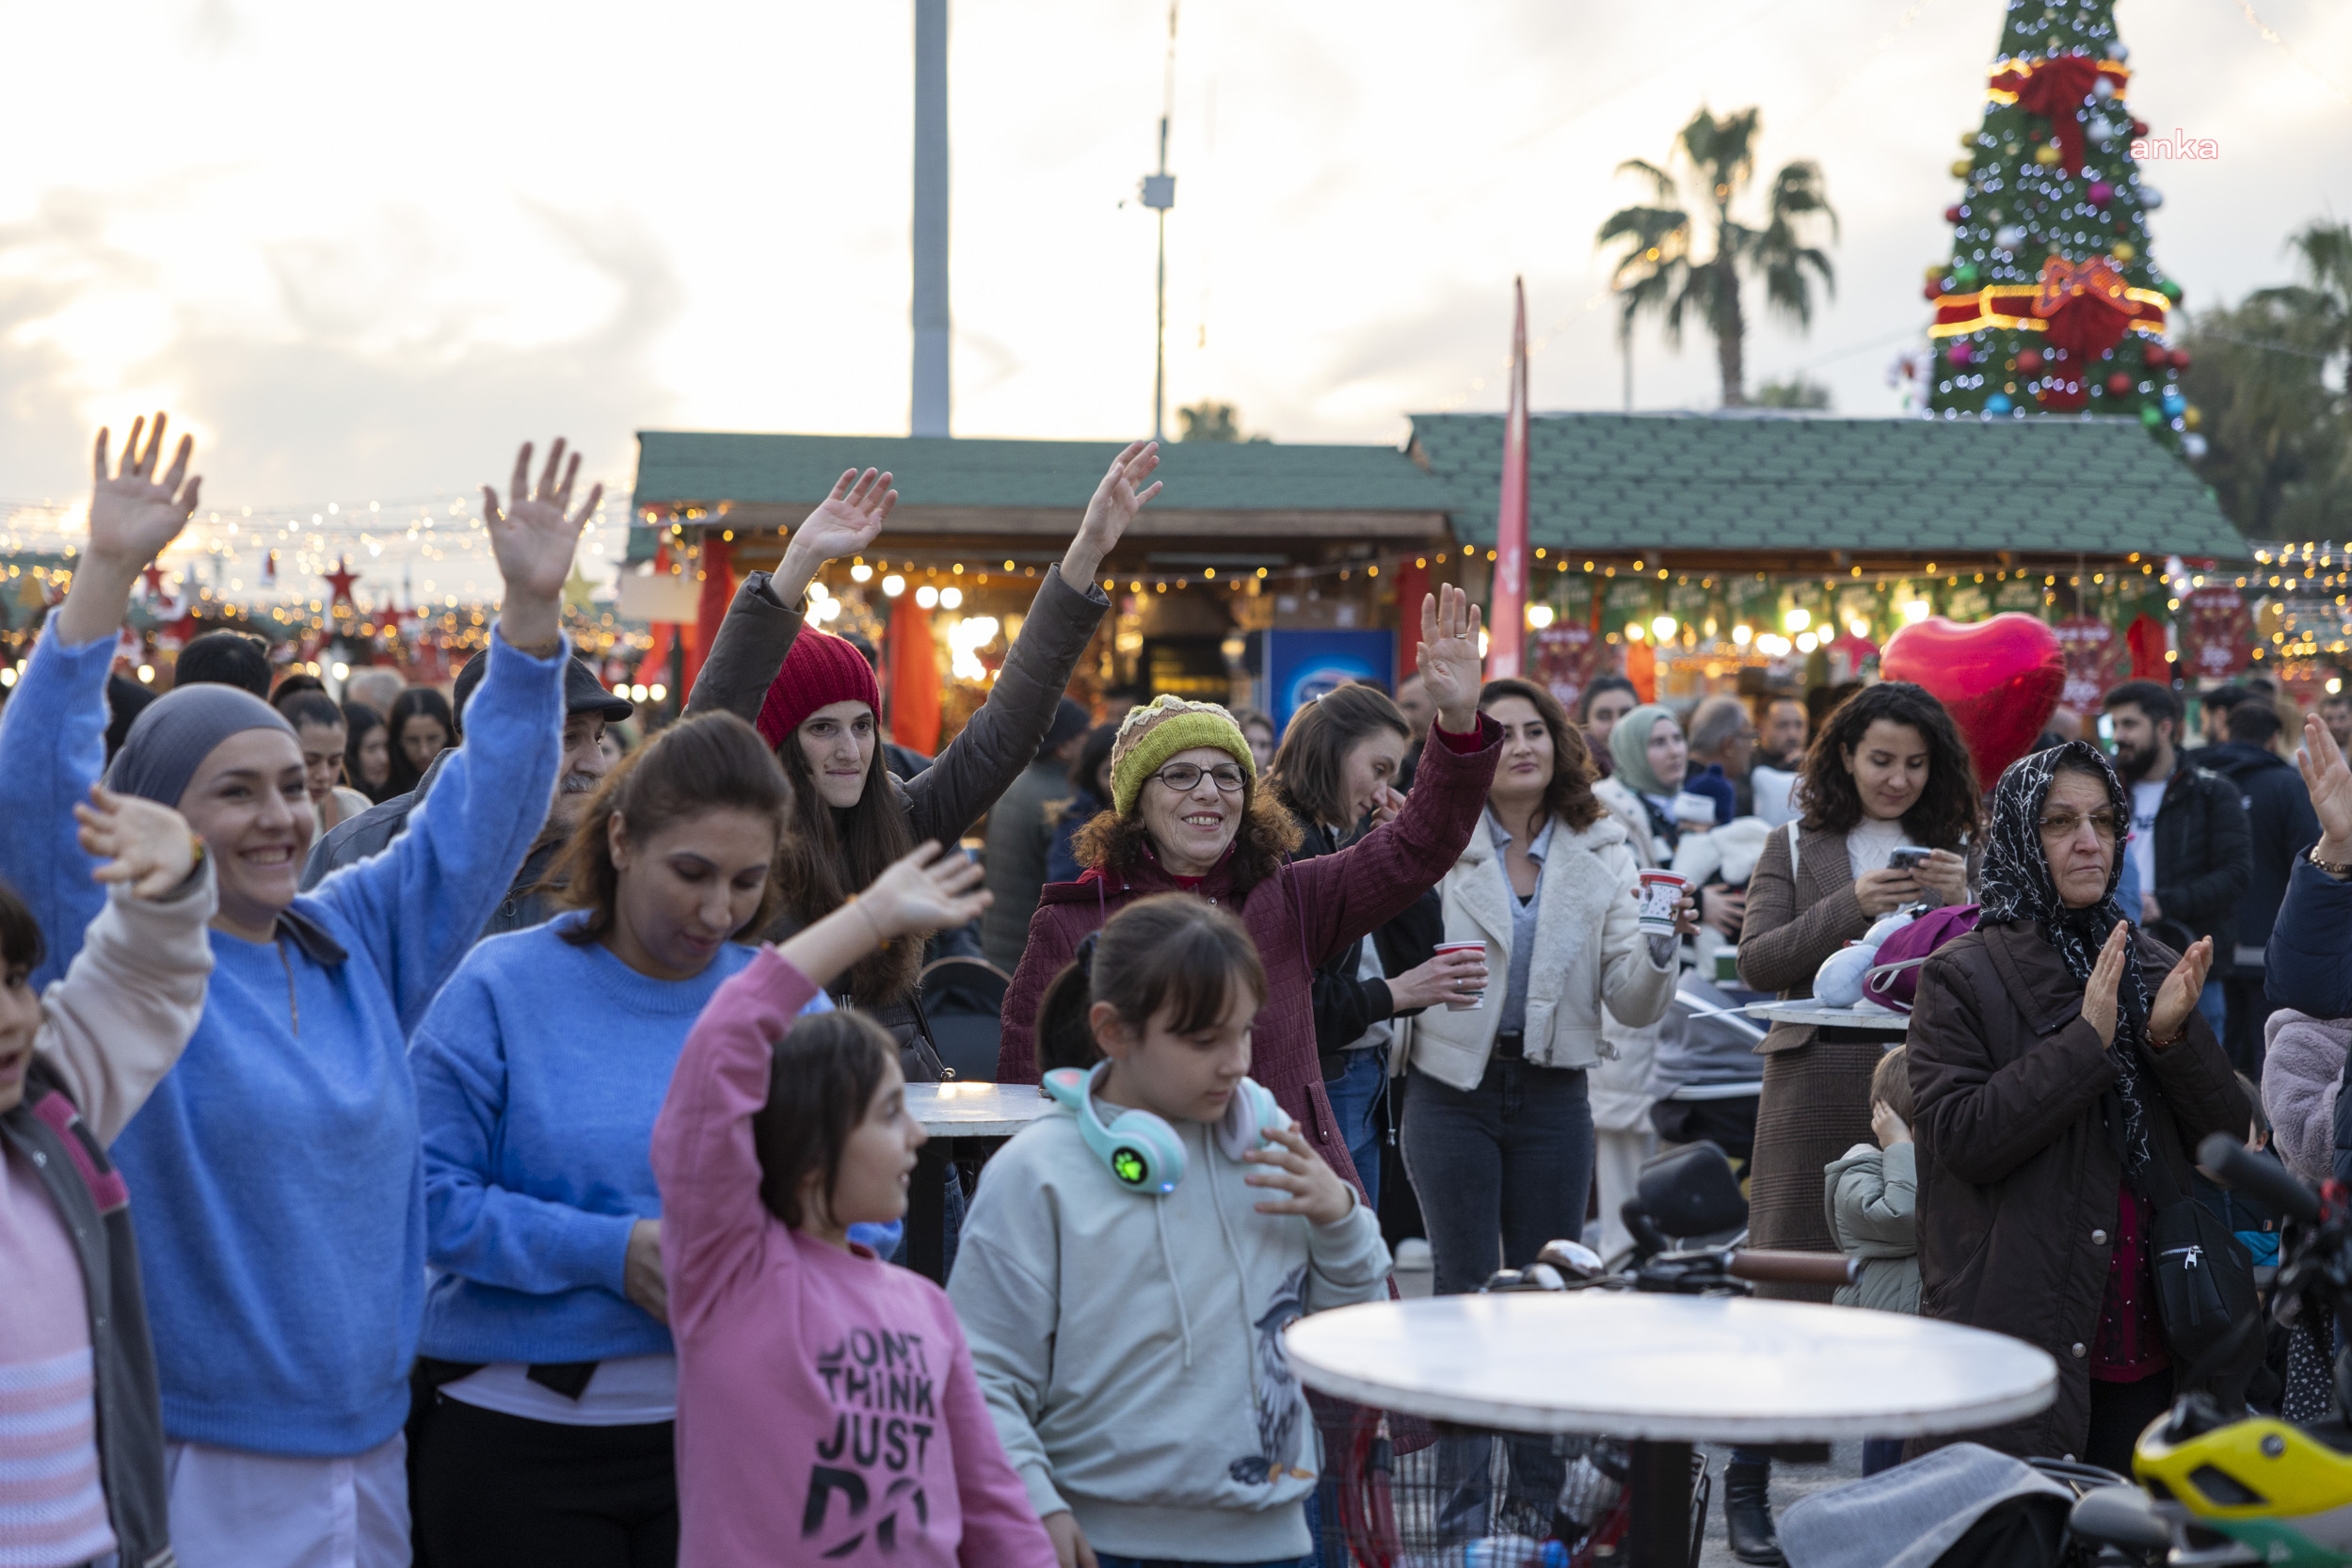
[{"x1": 994, "y1": 586, "x2": 1502, "y2": 1190}]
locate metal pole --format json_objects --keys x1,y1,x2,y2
[
  {"x1": 1154, "y1": 202, "x2": 1168, "y2": 440},
  {"x1": 911, "y1": 0, "x2": 952, "y2": 437}
]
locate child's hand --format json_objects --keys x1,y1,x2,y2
[
  {"x1": 856, "y1": 842, "x2": 991, "y2": 944},
  {"x1": 76, "y1": 785, "x2": 198, "y2": 900},
  {"x1": 1242, "y1": 1124, "x2": 1355, "y2": 1226},
  {"x1": 1870, "y1": 1100, "x2": 1912, "y2": 1148},
  {"x1": 1043, "y1": 1510, "x2": 1097, "y2": 1568}
]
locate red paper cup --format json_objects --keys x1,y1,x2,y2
[
  {"x1": 1433, "y1": 940, "x2": 1487, "y2": 1010},
  {"x1": 1636, "y1": 871, "x2": 1689, "y2": 936}
]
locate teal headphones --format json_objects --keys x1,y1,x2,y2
[{"x1": 1041, "y1": 1062, "x2": 1289, "y2": 1195}]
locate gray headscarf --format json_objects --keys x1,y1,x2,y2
[
  {"x1": 1608, "y1": 703, "x2": 1677, "y2": 797},
  {"x1": 107, "y1": 683, "x2": 297, "y2": 808}
]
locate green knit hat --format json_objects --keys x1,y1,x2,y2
[{"x1": 1109, "y1": 695, "x2": 1256, "y2": 815}]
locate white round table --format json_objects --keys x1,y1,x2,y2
[{"x1": 1286, "y1": 1292, "x2": 2056, "y2": 1566}]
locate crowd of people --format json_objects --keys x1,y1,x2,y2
[{"x1": 5, "y1": 412, "x2": 2351, "y2": 1568}]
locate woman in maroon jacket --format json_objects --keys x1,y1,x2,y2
[{"x1": 996, "y1": 587, "x2": 1498, "y2": 1188}]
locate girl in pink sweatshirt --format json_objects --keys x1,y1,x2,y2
[{"x1": 651, "y1": 843, "x2": 1055, "y2": 1568}]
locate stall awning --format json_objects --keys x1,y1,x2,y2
[
  {"x1": 629, "y1": 431, "x2": 1455, "y2": 564},
  {"x1": 1407, "y1": 411, "x2": 2248, "y2": 565}
]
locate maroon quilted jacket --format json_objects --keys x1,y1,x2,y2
[{"x1": 996, "y1": 715, "x2": 1501, "y2": 1190}]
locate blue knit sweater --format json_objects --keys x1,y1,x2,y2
[
  {"x1": 0, "y1": 623, "x2": 566, "y2": 1457},
  {"x1": 412, "y1": 917, "x2": 833, "y2": 1366}
]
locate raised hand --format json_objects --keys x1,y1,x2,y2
[
  {"x1": 2081, "y1": 920, "x2": 2129, "y2": 1048},
  {"x1": 58, "y1": 415, "x2": 202, "y2": 647},
  {"x1": 775, "y1": 469, "x2": 898, "y2": 604},
  {"x1": 2146, "y1": 935, "x2": 2215, "y2": 1048},
  {"x1": 2296, "y1": 712, "x2": 2352, "y2": 867},
  {"x1": 1061, "y1": 440, "x2": 1162, "y2": 588},
  {"x1": 1416, "y1": 584, "x2": 1486, "y2": 734},
  {"x1": 483, "y1": 438, "x2": 602, "y2": 649},
  {"x1": 75, "y1": 785, "x2": 198, "y2": 900},
  {"x1": 858, "y1": 841, "x2": 991, "y2": 943}
]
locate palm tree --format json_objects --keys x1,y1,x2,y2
[
  {"x1": 2250, "y1": 220, "x2": 2352, "y2": 403},
  {"x1": 1596, "y1": 107, "x2": 1838, "y2": 408}
]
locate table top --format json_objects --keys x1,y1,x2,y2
[
  {"x1": 906, "y1": 1080, "x2": 1051, "y2": 1139},
  {"x1": 1284, "y1": 1292, "x2": 2055, "y2": 1443},
  {"x1": 1757, "y1": 1001, "x2": 1912, "y2": 1033}
]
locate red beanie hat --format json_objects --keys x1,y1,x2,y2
[{"x1": 754, "y1": 630, "x2": 884, "y2": 747}]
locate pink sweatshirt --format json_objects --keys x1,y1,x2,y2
[{"x1": 651, "y1": 946, "x2": 1055, "y2": 1568}]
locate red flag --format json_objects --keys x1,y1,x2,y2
[{"x1": 1488, "y1": 279, "x2": 1531, "y2": 678}]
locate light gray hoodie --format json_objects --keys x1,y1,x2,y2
[
  {"x1": 1822, "y1": 1140, "x2": 1921, "y2": 1316},
  {"x1": 950, "y1": 1091, "x2": 1390, "y2": 1563}
]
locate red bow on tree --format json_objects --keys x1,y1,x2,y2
[
  {"x1": 1989, "y1": 54, "x2": 2108, "y2": 172},
  {"x1": 2031, "y1": 255, "x2": 2141, "y2": 408}
]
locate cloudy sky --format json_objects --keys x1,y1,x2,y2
[{"x1": 1, "y1": 0, "x2": 2346, "y2": 599}]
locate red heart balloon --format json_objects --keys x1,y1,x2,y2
[{"x1": 1880, "y1": 614, "x2": 2064, "y2": 792}]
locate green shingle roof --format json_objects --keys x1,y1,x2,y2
[
  {"x1": 1408, "y1": 412, "x2": 2248, "y2": 561},
  {"x1": 632, "y1": 431, "x2": 1454, "y2": 513}
]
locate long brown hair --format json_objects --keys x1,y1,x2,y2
[
  {"x1": 1069, "y1": 786, "x2": 1303, "y2": 897},
  {"x1": 549, "y1": 712, "x2": 792, "y2": 947},
  {"x1": 1269, "y1": 684, "x2": 1410, "y2": 831},
  {"x1": 773, "y1": 720, "x2": 923, "y2": 1003},
  {"x1": 1797, "y1": 681, "x2": 1979, "y2": 848},
  {"x1": 1479, "y1": 677, "x2": 1604, "y2": 832}
]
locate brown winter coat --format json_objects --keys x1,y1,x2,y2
[
  {"x1": 995, "y1": 717, "x2": 1503, "y2": 1192},
  {"x1": 1908, "y1": 918, "x2": 2248, "y2": 1461}
]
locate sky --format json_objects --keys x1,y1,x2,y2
[{"x1": 0, "y1": 0, "x2": 2346, "y2": 604}]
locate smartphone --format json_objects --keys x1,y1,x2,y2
[{"x1": 1887, "y1": 846, "x2": 1933, "y2": 872}]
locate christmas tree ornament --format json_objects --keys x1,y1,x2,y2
[
  {"x1": 2169, "y1": 347, "x2": 2190, "y2": 371},
  {"x1": 2130, "y1": 119, "x2": 2150, "y2": 139},
  {"x1": 2004, "y1": 141, "x2": 2024, "y2": 156},
  {"x1": 2112, "y1": 240, "x2": 2136, "y2": 263},
  {"x1": 2139, "y1": 406, "x2": 2163, "y2": 427},
  {"x1": 2139, "y1": 184, "x2": 2163, "y2": 209},
  {"x1": 2105, "y1": 371, "x2": 2134, "y2": 396},
  {"x1": 1960, "y1": 130, "x2": 1976, "y2": 149},
  {"x1": 2092, "y1": 76, "x2": 2116, "y2": 100},
  {"x1": 1953, "y1": 262, "x2": 1981, "y2": 286},
  {"x1": 2034, "y1": 143, "x2": 2062, "y2": 166},
  {"x1": 2161, "y1": 390, "x2": 2186, "y2": 417},
  {"x1": 1986, "y1": 392, "x2": 2014, "y2": 414},
  {"x1": 1944, "y1": 204, "x2": 1966, "y2": 224},
  {"x1": 1947, "y1": 342, "x2": 1975, "y2": 367},
  {"x1": 1951, "y1": 158, "x2": 1974, "y2": 178},
  {"x1": 2159, "y1": 280, "x2": 2183, "y2": 301},
  {"x1": 2016, "y1": 347, "x2": 2046, "y2": 375},
  {"x1": 2184, "y1": 405, "x2": 2201, "y2": 431},
  {"x1": 2087, "y1": 181, "x2": 2115, "y2": 205},
  {"x1": 2143, "y1": 345, "x2": 2169, "y2": 370},
  {"x1": 1995, "y1": 224, "x2": 2028, "y2": 250},
  {"x1": 2106, "y1": 41, "x2": 2129, "y2": 60}
]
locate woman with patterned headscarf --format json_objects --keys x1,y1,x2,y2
[{"x1": 1909, "y1": 741, "x2": 2246, "y2": 1470}]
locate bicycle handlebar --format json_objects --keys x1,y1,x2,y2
[
  {"x1": 1725, "y1": 1250, "x2": 1859, "y2": 1288},
  {"x1": 2197, "y1": 1132, "x2": 2322, "y2": 1226}
]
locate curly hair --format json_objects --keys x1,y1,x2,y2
[
  {"x1": 1796, "y1": 681, "x2": 1979, "y2": 848},
  {"x1": 1478, "y1": 678, "x2": 1604, "y2": 832},
  {"x1": 1070, "y1": 781, "x2": 1303, "y2": 897}
]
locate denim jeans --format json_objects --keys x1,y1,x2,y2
[
  {"x1": 1321, "y1": 1048, "x2": 1386, "y2": 1210},
  {"x1": 1398, "y1": 1059, "x2": 1595, "y2": 1298}
]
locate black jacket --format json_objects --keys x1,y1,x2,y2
[
  {"x1": 3, "y1": 1064, "x2": 173, "y2": 1568},
  {"x1": 1288, "y1": 808, "x2": 1443, "y2": 1068},
  {"x1": 2201, "y1": 741, "x2": 2317, "y2": 958},
  {"x1": 2142, "y1": 763, "x2": 2252, "y2": 955}
]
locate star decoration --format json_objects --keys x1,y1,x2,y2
[{"x1": 323, "y1": 557, "x2": 361, "y2": 608}]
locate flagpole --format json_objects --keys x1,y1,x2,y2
[{"x1": 1487, "y1": 277, "x2": 1531, "y2": 678}]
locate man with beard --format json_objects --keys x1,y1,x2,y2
[
  {"x1": 2102, "y1": 679, "x2": 2251, "y2": 1043},
  {"x1": 300, "y1": 652, "x2": 632, "y2": 936}
]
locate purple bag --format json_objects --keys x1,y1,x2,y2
[{"x1": 1863, "y1": 904, "x2": 1981, "y2": 1013}]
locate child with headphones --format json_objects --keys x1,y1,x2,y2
[
  {"x1": 950, "y1": 894, "x2": 1392, "y2": 1568},
  {"x1": 649, "y1": 843, "x2": 1057, "y2": 1567}
]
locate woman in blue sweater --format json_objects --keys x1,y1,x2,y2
[
  {"x1": 408, "y1": 711, "x2": 858, "y2": 1567},
  {"x1": 0, "y1": 419, "x2": 595, "y2": 1568}
]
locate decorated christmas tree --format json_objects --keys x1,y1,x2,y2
[{"x1": 1925, "y1": 0, "x2": 2193, "y2": 442}]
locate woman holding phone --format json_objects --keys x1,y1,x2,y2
[{"x1": 1720, "y1": 681, "x2": 1976, "y2": 1562}]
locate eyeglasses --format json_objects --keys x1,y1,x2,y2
[
  {"x1": 1150, "y1": 761, "x2": 1248, "y2": 794},
  {"x1": 2037, "y1": 808, "x2": 2125, "y2": 840}
]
